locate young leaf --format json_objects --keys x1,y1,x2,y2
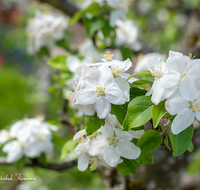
[
  {"x1": 119, "y1": 46, "x2": 132, "y2": 60},
  {"x1": 137, "y1": 130, "x2": 162, "y2": 154},
  {"x1": 117, "y1": 158, "x2": 137, "y2": 176},
  {"x1": 123, "y1": 96, "x2": 153, "y2": 131},
  {"x1": 111, "y1": 103, "x2": 128, "y2": 125},
  {"x1": 137, "y1": 152, "x2": 154, "y2": 165},
  {"x1": 152, "y1": 101, "x2": 167, "y2": 128},
  {"x1": 48, "y1": 55, "x2": 68, "y2": 70},
  {"x1": 130, "y1": 87, "x2": 147, "y2": 100},
  {"x1": 132, "y1": 80, "x2": 153, "y2": 85},
  {"x1": 187, "y1": 141, "x2": 194, "y2": 153},
  {"x1": 85, "y1": 113, "x2": 105, "y2": 135},
  {"x1": 164, "y1": 137, "x2": 171, "y2": 150},
  {"x1": 170, "y1": 125, "x2": 193, "y2": 157},
  {"x1": 61, "y1": 140, "x2": 77, "y2": 159},
  {"x1": 125, "y1": 70, "x2": 152, "y2": 82}
]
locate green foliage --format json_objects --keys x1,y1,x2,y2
[
  {"x1": 61, "y1": 140, "x2": 77, "y2": 159},
  {"x1": 123, "y1": 96, "x2": 153, "y2": 130},
  {"x1": 126, "y1": 70, "x2": 152, "y2": 82},
  {"x1": 85, "y1": 113, "x2": 105, "y2": 135},
  {"x1": 119, "y1": 46, "x2": 133, "y2": 60},
  {"x1": 48, "y1": 55, "x2": 68, "y2": 70},
  {"x1": 111, "y1": 87, "x2": 147, "y2": 125},
  {"x1": 136, "y1": 152, "x2": 154, "y2": 165},
  {"x1": 171, "y1": 125, "x2": 193, "y2": 157},
  {"x1": 15, "y1": 156, "x2": 28, "y2": 170},
  {"x1": 137, "y1": 130, "x2": 162, "y2": 154},
  {"x1": 152, "y1": 101, "x2": 167, "y2": 128},
  {"x1": 117, "y1": 158, "x2": 137, "y2": 176}
]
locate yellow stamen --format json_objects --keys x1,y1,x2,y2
[
  {"x1": 107, "y1": 135, "x2": 119, "y2": 147},
  {"x1": 95, "y1": 84, "x2": 106, "y2": 96},
  {"x1": 189, "y1": 53, "x2": 195, "y2": 60},
  {"x1": 67, "y1": 91, "x2": 73, "y2": 99},
  {"x1": 110, "y1": 64, "x2": 121, "y2": 78},
  {"x1": 102, "y1": 51, "x2": 114, "y2": 62},
  {"x1": 190, "y1": 100, "x2": 200, "y2": 112},
  {"x1": 150, "y1": 65, "x2": 163, "y2": 78}
]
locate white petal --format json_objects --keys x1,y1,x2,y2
[
  {"x1": 78, "y1": 152, "x2": 89, "y2": 171},
  {"x1": 79, "y1": 104, "x2": 95, "y2": 116},
  {"x1": 179, "y1": 76, "x2": 198, "y2": 101},
  {"x1": 105, "y1": 82, "x2": 126, "y2": 105},
  {"x1": 94, "y1": 97, "x2": 111, "y2": 119},
  {"x1": 115, "y1": 139, "x2": 141, "y2": 159},
  {"x1": 115, "y1": 77, "x2": 130, "y2": 101},
  {"x1": 159, "y1": 71, "x2": 180, "y2": 89},
  {"x1": 89, "y1": 138, "x2": 108, "y2": 156},
  {"x1": 171, "y1": 108, "x2": 194, "y2": 135},
  {"x1": 151, "y1": 81, "x2": 165, "y2": 105},
  {"x1": 195, "y1": 111, "x2": 200, "y2": 121},
  {"x1": 127, "y1": 130, "x2": 145, "y2": 139},
  {"x1": 0, "y1": 130, "x2": 10, "y2": 144},
  {"x1": 165, "y1": 96, "x2": 189, "y2": 115},
  {"x1": 104, "y1": 146, "x2": 120, "y2": 167},
  {"x1": 76, "y1": 90, "x2": 97, "y2": 105}
]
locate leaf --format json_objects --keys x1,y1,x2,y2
[
  {"x1": 61, "y1": 140, "x2": 77, "y2": 159},
  {"x1": 15, "y1": 156, "x2": 28, "y2": 169},
  {"x1": 84, "y1": 17, "x2": 106, "y2": 36},
  {"x1": 164, "y1": 137, "x2": 171, "y2": 150},
  {"x1": 171, "y1": 125, "x2": 193, "y2": 157},
  {"x1": 123, "y1": 96, "x2": 153, "y2": 130},
  {"x1": 137, "y1": 130, "x2": 162, "y2": 154},
  {"x1": 125, "y1": 70, "x2": 152, "y2": 82},
  {"x1": 133, "y1": 80, "x2": 153, "y2": 85},
  {"x1": 70, "y1": 11, "x2": 83, "y2": 24},
  {"x1": 111, "y1": 103, "x2": 128, "y2": 125},
  {"x1": 117, "y1": 158, "x2": 137, "y2": 176},
  {"x1": 111, "y1": 88, "x2": 147, "y2": 125},
  {"x1": 119, "y1": 46, "x2": 132, "y2": 60},
  {"x1": 137, "y1": 152, "x2": 154, "y2": 165},
  {"x1": 48, "y1": 55, "x2": 68, "y2": 70},
  {"x1": 38, "y1": 153, "x2": 47, "y2": 165},
  {"x1": 85, "y1": 113, "x2": 105, "y2": 135},
  {"x1": 187, "y1": 141, "x2": 194, "y2": 153},
  {"x1": 152, "y1": 101, "x2": 167, "y2": 128}
]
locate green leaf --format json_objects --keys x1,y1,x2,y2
[
  {"x1": 84, "y1": 2, "x2": 102, "y2": 15},
  {"x1": 70, "y1": 11, "x2": 83, "y2": 24},
  {"x1": 123, "y1": 96, "x2": 153, "y2": 130},
  {"x1": 85, "y1": 113, "x2": 105, "y2": 135},
  {"x1": 117, "y1": 158, "x2": 137, "y2": 176},
  {"x1": 48, "y1": 55, "x2": 68, "y2": 70},
  {"x1": 187, "y1": 141, "x2": 194, "y2": 153},
  {"x1": 111, "y1": 88, "x2": 147, "y2": 125},
  {"x1": 119, "y1": 46, "x2": 132, "y2": 60},
  {"x1": 137, "y1": 130, "x2": 162, "y2": 154},
  {"x1": 38, "y1": 153, "x2": 47, "y2": 165},
  {"x1": 37, "y1": 46, "x2": 50, "y2": 58},
  {"x1": 164, "y1": 137, "x2": 171, "y2": 150},
  {"x1": 133, "y1": 80, "x2": 153, "y2": 85},
  {"x1": 111, "y1": 103, "x2": 128, "y2": 125},
  {"x1": 61, "y1": 140, "x2": 77, "y2": 159},
  {"x1": 84, "y1": 17, "x2": 106, "y2": 36},
  {"x1": 171, "y1": 125, "x2": 193, "y2": 157},
  {"x1": 125, "y1": 70, "x2": 152, "y2": 82},
  {"x1": 152, "y1": 101, "x2": 167, "y2": 128},
  {"x1": 137, "y1": 153, "x2": 154, "y2": 165},
  {"x1": 15, "y1": 156, "x2": 28, "y2": 169}
]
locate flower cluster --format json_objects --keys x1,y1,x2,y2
[
  {"x1": 146, "y1": 51, "x2": 200, "y2": 134},
  {"x1": 73, "y1": 115, "x2": 143, "y2": 171},
  {"x1": 0, "y1": 118, "x2": 57, "y2": 163},
  {"x1": 67, "y1": 51, "x2": 137, "y2": 119},
  {"x1": 26, "y1": 11, "x2": 68, "y2": 54}
]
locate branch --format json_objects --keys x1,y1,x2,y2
[
  {"x1": 0, "y1": 158, "x2": 77, "y2": 171},
  {"x1": 39, "y1": 0, "x2": 79, "y2": 18}
]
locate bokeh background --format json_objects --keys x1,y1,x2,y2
[{"x1": 0, "y1": 0, "x2": 200, "y2": 190}]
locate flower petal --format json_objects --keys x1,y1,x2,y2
[
  {"x1": 89, "y1": 137, "x2": 108, "y2": 156},
  {"x1": 171, "y1": 108, "x2": 194, "y2": 135},
  {"x1": 104, "y1": 146, "x2": 120, "y2": 167},
  {"x1": 76, "y1": 90, "x2": 97, "y2": 105},
  {"x1": 115, "y1": 139, "x2": 141, "y2": 159},
  {"x1": 78, "y1": 152, "x2": 89, "y2": 171},
  {"x1": 94, "y1": 97, "x2": 111, "y2": 119}
]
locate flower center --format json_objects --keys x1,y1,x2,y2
[
  {"x1": 18, "y1": 142, "x2": 24, "y2": 148},
  {"x1": 150, "y1": 65, "x2": 163, "y2": 78},
  {"x1": 180, "y1": 73, "x2": 186, "y2": 80},
  {"x1": 110, "y1": 64, "x2": 122, "y2": 78},
  {"x1": 38, "y1": 135, "x2": 46, "y2": 141},
  {"x1": 107, "y1": 135, "x2": 119, "y2": 147},
  {"x1": 67, "y1": 91, "x2": 73, "y2": 99},
  {"x1": 189, "y1": 100, "x2": 200, "y2": 112},
  {"x1": 95, "y1": 84, "x2": 106, "y2": 96},
  {"x1": 102, "y1": 51, "x2": 114, "y2": 61}
]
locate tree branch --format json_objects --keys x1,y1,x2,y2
[{"x1": 0, "y1": 158, "x2": 77, "y2": 171}]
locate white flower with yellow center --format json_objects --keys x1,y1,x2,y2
[
  {"x1": 165, "y1": 90, "x2": 200, "y2": 134},
  {"x1": 0, "y1": 130, "x2": 12, "y2": 144},
  {"x1": 76, "y1": 65, "x2": 126, "y2": 119},
  {"x1": 89, "y1": 119, "x2": 141, "y2": 167},
  {"x1": 165, "y1": 51, "x2": 200, "y2": 101},
  {"x1": 146, "y1": 56, "x2": 180, "y2": 105}
]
